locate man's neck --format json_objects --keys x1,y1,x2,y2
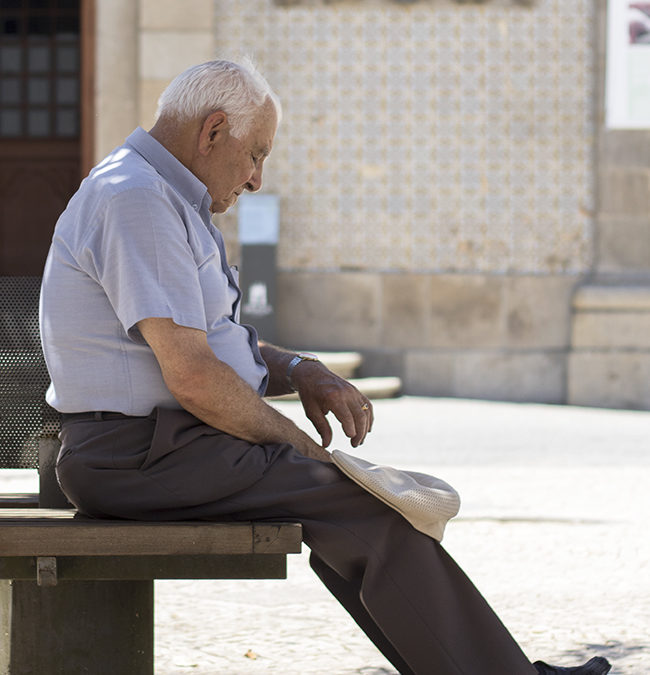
[{"x1": 148, "y1": 117, "x2": 198, "y2": 171}]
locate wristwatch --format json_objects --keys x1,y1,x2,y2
[{"x1": 286, "y1": 352, "x2": 319, "y2": 391}]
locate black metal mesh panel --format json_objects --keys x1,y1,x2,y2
[{"x1": 0, "y1": 276, "x2": 59, "y2": 468}]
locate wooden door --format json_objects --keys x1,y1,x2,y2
[{"x1": 0, "y1": 0, "x2": 81, "y2": 275}]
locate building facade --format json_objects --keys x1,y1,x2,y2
[{"x1": 2, "y1": 0, "x2": 648, "y2": 408}]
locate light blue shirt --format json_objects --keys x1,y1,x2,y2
[{"x1": 40, "y1": 127, "x2": 268, "y2": 415}]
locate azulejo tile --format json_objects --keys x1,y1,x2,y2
[{"x1": 219, "y1": 0, "x2": 596, "y2": 273}]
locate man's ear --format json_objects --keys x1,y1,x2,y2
[{"x1": 197, "y1": 111, "x2": 228, "y2": 155}]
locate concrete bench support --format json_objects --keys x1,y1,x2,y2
[{"x1": 0, "y1": 578, "x2": 154, "y2": 674}]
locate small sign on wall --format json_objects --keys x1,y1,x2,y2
[{"x1": 606, "y1": 0, "x2": 650, "y2": 128}]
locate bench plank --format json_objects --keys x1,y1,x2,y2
[
  {"x1": 0, "y1": 509, "x2": 302, "y2": 557},
  {"x1": 0, "y1": 553, "x2": 290, "y2": 581},
  {"x1": 0, "y1": 493, "x2": 39, "y2": 508}
]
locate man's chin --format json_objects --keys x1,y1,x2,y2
[
  {"x1": 210, "y1": 201, "x2": 229, "y2": 214},
  {"x1": 211, "y1": 195, "x2": 239, "y2": 214}
]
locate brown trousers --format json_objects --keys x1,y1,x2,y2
[{"x1": 57, "y1": 407, "x2": 537, "y2": 675}]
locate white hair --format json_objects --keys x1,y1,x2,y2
[{"x1": 155, "y1": 58, "x2": 282, "y2": 138}]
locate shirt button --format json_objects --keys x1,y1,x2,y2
[{"x1": 191, "y1": 202, "x2": 198, "y2": 211}]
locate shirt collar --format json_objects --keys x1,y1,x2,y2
[{"x1": 125, "y1": 127, "x2": 210, "y2": 212}]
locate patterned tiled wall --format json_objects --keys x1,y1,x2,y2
[{"x1": 214, "y1": 0, "x2": 596, "y2": 275}]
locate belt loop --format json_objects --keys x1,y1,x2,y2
[{"x1": 94, "y1": 411, "x2": 103, "y2": 421}]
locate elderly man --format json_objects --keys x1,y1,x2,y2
[{"x1": 40, "y1": 60, "x2": 610, "y2": 675}]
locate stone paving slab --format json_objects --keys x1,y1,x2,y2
[
  {"x1": 2, "y1": 397, "x2": 649, "y2": 674},
  {"x1": 154, "y1": 398, "x2": 650, "y2": 674},
  {"x1": 152, "y1": 470, "x2": 649, "y2": 674}
]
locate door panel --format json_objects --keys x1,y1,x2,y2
[{"x1": 0, "y1": 0, "x2": 80, "y2": 275}]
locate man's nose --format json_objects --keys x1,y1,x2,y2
[{"x1": 245, "y1": 166, "x2": 263, "y2": 192}]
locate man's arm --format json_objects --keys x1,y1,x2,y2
[
  {"x1": 259, "y1": 341, "x2": 373, "y2": 449},
  {"x1": 137, "y1": 317, "x2": 331, "y2": 461}
]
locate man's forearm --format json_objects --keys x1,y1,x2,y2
[
  {"x1": 137, "y1": 318, "x2": 330, "y2": 461},
  {"x1": 172, "y1": 357, "x2": 330, "y2": 461},
  {"x1": 258, "y1": 341, "x2": 297, "y2": 397}
]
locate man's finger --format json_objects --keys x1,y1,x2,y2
[
  {"x1": 364, "y1": 399, "x2": 374, "y2": 434},
  {"x1": 303, "y1": 402, "x2": 334, "y2": 448},
  {"x1": 329, "y1": 402, "x2": 360, "y2": 445},
  {"x1": 330, "y1": 399, "x2": 366, "y2": 447},
  {"x1": 348, "y1": 403, "x2": 370, "y2": 447}
]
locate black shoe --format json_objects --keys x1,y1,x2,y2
[{"x1": 533, "y1": 657, "x2": 611, "y2": 675}]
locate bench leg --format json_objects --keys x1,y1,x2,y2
[{"x1": 0, "y1": 579, "x2": 153, "y2": 675}]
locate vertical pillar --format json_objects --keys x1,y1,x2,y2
[
  {"x1": 238, "y1": 194, "x2": 280, "y2": 343},
  {"x1": 94, "y1": 0, "x2": 139, "y2": 161}
]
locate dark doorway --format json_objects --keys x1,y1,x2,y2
[{"x1": 0, "y1": 0, "x2": 82, "y2": 275}]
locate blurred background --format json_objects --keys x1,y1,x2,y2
[{"x1": 2, "y1": 0, "x2": 649, "y2": 409}]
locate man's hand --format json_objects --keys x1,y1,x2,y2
[
  {"x1": 258, "y1": 341, "x2": 373, "y2": 451},
  {"x1": 291, "y1": 360, "x2": 374, "y2": 449}
]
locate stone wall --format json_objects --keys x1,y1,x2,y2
[
  {"x1": 215, "y1": 0, "x2": 596, "y2": 278},
  {"x1": 276, "y1": 271, "x2": 575, "y2": 402},
  {"x1": 209, "y1": 0, "x2": 596, "y2": 403}
]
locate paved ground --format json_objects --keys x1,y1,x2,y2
[{"x1": 3, "y1": 397, "x2": 649, "y2": 674}]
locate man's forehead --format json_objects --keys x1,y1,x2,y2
[{"x1": 254, "y1": 106, "x2": 277, "y2": 153}]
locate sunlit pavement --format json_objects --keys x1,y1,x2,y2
[{"x1": 3, "y1": 397, "x2": 648, "y2": 674}]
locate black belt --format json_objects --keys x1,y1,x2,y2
[{"x1": 60, "y1": 411, "x2": 148, "y2": 423}]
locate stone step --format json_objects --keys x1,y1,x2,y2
[
  {"x1": 573, "y1": 284, "x2": 650, "y2": 311},
  {"x1": 269, "y1": 376, "x2": 402, "y2": 402},
  {"x1": 312, "y1": 351, "x2": 363, "y2": 379},
  {"x1": 309, "y1": 352, "x2": 402, "y2": 399},
  {"x1": 569, "y1": 283, "x2": 650, "y2": 410},
  {"x1": 271, "y1": 351, "x2": 402, "y2": 401},
  {"x1": 347, "y1": 376, "x2": 402, "y2": 399},
  {"x1": 571, "y1": 284, "x2": 650, "y2": 349}
]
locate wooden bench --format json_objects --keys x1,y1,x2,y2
[{"x1": 0, "y1": 276, "x2": 302, "y2": 674}]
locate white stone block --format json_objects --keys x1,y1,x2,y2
[
  {"x1": 453, "y1": 351, "x2": 564, "y2": 403},
  {"x1": 568, "y1": 352, "x2": 650, "y2": 410},
  {"x1": 140, "y1": 0, "x2": 214, "y2": 31},
  {"x1": 573, "y1": 285, "x2": 650, "y2": 311},
  {"x1": 503, "y1": 276, "x2": 576, "y2": 349},
  {"x1": 572, "y1": 312, "x2": 650, "y2": 349},
  {"x1": 404, "y1": 350, "x2": 564, "y2": 404},
  {"x1": 403, "y1": 351, "x2": 455, "y2": 397},
  {"x1": 139, "y1": 32, "x2": 214, "y2": 80},
  {"x1": 277, "y1": 272, "x2": 382, "y2": 349},
  {"x1": 95, "y1": 0, "x2": 139, "y2": 160}
]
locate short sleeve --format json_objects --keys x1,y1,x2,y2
[{"x1": 81, "y1": 187, "x2": 207, "y2": 342}]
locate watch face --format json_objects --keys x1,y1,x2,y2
[{"x1": 297, "y1": 352, "x2": 319, "y2": 361}]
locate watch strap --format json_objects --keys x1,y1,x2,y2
[{"x1": 286, "y1": 353, "x2": 319, "y2": 391}]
